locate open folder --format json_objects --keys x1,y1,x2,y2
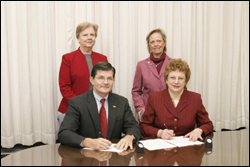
[{"x1": 139, "y1": 136, "x2": 204, "y2": 151}]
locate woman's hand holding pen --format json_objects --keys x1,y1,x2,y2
[
  {"x1": 159, "y1": 129, "x2": 175, "y2": 139},
  {"x1": 157, "y1": 124, "x2": 175, "y2": 140}
]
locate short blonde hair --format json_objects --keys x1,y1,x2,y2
[
  {"x1": 146, "y1": 28, "x2": 167, "y2": 54},
  {"x1": 164, "y1": 59, "x2": 191, "y2": 88},
  {"x1": 76, "y1": 22, "x2": 99, "y2": 39}
]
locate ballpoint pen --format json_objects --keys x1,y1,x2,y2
[
  {"x1": 164, "y1": 124, "x2": 175, "y2": 137},
  {"x1": 164, "y1": 124, "x2": 168, "y2": 129},
  {"x1": 99, "y1": 132, "x2": 105, "y2": 138}
]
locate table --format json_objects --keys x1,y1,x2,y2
[{"x1": 1, "y1": 130, "x2": 249, "y2": 166}]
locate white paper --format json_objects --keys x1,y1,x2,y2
[
  {"x1": 83, "y1": 144, "x2": 124, "y2": 153},
  {"x1": 165, "y1": 136, "x2": 203, "y2": 147},
  {"x1": 140, "y1": 136, "x2": 204, "y2": 151},
  {"x1": 139, "y1": 139, "x2": 176, "y2": 151}
]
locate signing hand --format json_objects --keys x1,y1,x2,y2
[
  {"x1": 82, "y1": 138, "x2": 112, "y2": 151},
  {"x1": 158, "y1": 129, "x2": 175, "y2": 140}
]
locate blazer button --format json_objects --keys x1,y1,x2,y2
[
  {"x1": 174, "y1": 118, "x2": 177, "y2": 122},
  {"x1": 174, "y1": 127, "x2": 177, "y2": 130}
]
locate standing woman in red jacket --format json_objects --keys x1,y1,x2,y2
[{"x1": 58, "y1": 22, "x2": 108, "y2": 114}]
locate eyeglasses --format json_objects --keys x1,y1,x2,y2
[
  {"x1": 96, "y1": 76, "x2": 114, "y2": 83},
  {"x1": 168, "y1": 76, "x2": 185, "y2": 82}
]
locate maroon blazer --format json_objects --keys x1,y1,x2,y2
[
  {"x1": 58, "y1": 48, "x2": 108, "y2": 113},
  {"x1": 140, "y1": 88, "x2": 213, "y2": 137}
]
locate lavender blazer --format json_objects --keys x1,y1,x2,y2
[{"x1": 132, "y1": 55, "x2": 171, "y2": 112}]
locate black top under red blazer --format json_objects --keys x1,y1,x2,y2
[
  {"x1": 140, "y1": 88, "x2": 213, "y2": 137},
  {"x1": 58, "y1": 48, "x2": 108, "y2": 113}
]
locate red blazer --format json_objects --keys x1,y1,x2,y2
[
  {"x1": 58, "y1": 48, "x2": 108, "y2": 113},
  {"x1": 140, "y1": 88, "x2": 213, "y2": 137}
]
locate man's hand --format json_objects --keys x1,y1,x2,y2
[
  {"x1": 82, "y1": 138, "x2": 112, "y2": 150},
  {"x1": 114, "y1": 135, "x2": 134, "y2": 150}
]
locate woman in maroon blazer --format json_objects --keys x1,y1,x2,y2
[
  {"x1": 58, "y1": 22, "x2": 108, "y2": 114},
  {"x1": 140, "y1": 59, "x2": 213, "y2": 141}
]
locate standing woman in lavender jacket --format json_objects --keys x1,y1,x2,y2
[{"x1": 132, "y1": 28, "x2": 171, "y2": 122}]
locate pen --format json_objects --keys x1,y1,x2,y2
[
  {"x1": 164, "y1": 124, "x2": 168, "y2": 129},
  {"x1": 99, "y1": 132, "x2": 105, "y2": 138},
  {"x1": 164, "y1": 124, "x2": 175, "y2": 137}
]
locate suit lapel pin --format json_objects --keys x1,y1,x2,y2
[{"x1": 113, "y1": 105, "x2": 116, "y2": 108}]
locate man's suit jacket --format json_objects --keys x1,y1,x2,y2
[
  {"x1": 58, "y1": 90, "x2": 141, "y2": 147},
  {"x1": 140, "y1": 89, "x2": 213, "y2": 137},
  {"x1": 58, "y1": 48, "x2": 108, "y2": 113},
  {"x1": 132, "y1": 54, "x2": 171, "y2": 112}
]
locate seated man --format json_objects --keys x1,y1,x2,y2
[{"x1": 58, "y1": 62, "x2": 141, "y2": 150}]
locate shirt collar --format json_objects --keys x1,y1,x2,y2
[{"x1": 93, "y1": 90, "x2": 109, "y2": 102}]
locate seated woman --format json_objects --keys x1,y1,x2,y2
[{"x1": 140, "y1": 58, "x2": 213, "y2": 141}]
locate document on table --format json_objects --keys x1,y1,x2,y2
[
  {"x1": 139, "y1": 136, "x2": 204, "y2": 151},
  {"x1": 166, "y1": 136, "x2": 203, "y2": 147},
  {"x1": 139, "y1": 139, "x2": 176, "y2": 151},
  {"x1": 83, "y1": 144, "x2": 124, "y2": 153}
]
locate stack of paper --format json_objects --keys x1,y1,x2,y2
[{"x1": 139, "y1": 136, "x2": 203, "y2": 151}]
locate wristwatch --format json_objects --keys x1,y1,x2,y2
[{"x1": 196, "y1": 128, "x2": 203, "y2": 135}]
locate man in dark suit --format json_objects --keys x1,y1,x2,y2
[{"x1": 58, "y1": 62, "x2": 141, "y2": 151}]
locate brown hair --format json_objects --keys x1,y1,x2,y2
[
  {"x1": 91, "y1": 62, "x2": 116, "y2": 79},
  {"x1": 76, "y1": 22, "x2": 99, "y2": 39},
  {"x1": 146, "y1": 28, "x2": 167, "y2": 54},
  {"x1": 164, "y1": 58, "x2": 191, "y2": 88}
]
